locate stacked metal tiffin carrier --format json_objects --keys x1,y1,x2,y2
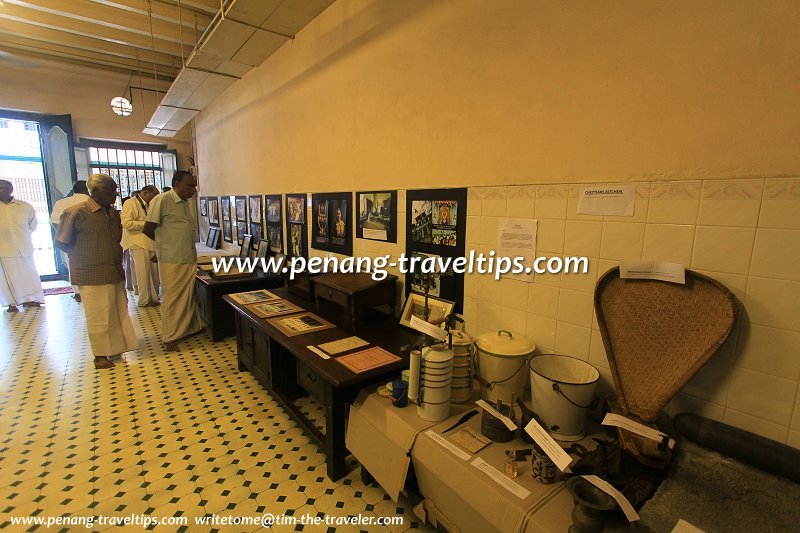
[{"x1": 449, "y1": 330, "x2": 473, "y2": 403}]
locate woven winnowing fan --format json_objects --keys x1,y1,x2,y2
[{"x1": 595, "y1": 267, "x2": 737, "y2": 422}]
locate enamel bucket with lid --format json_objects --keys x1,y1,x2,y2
[{"x1": 475, "y1": 330, "x2": 535, "y2": 403}]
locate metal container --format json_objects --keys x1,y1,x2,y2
[{"x1": 475, "y1": 330, "x2": 535, "y2": 403}]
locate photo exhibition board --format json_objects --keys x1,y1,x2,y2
[
  {"x1": 248, "y1": 195, "x2": 263, "y2": 250},
  {"x1": 221, "y1": 196, "x2": 233, "y2": 243},
  {"x1": 311, "y1": 192, "x2": 353, "y2": 256},
  {"x1": 199, "y1": 196, "x2": 208, "y2": 217},
  {"x1": 265, "y1": 194, "x2": 283, "y2": 254},
  {"x1": 207, "y1": 197, "x2": 220, "y2": 227},
  {"x1": 405, "y1": 188, "x2": 467, "y2": 312},
  {"x1": 356, "y1": 190, "x2": 397, "y2": 243},
  {"x1": 285, "y1": 194, "x2": 308, "y2": 260},
  {"x1": 234, "y1": 196, "x2": 248, "y2": 245}
]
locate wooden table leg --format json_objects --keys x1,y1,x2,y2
[{"x1": 325, "y1": 384, "x2": 349, "y2": 481}]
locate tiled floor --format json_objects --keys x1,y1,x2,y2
[{"x1": 0, "y1": 292, "x2": 429, "y2": 532}]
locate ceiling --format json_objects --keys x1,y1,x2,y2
[{"x1": 0, "y1": 0, "x2": 336, "y2": 137}]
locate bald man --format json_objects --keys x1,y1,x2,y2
[{"x1": 0, "y1": 179, "x2": 44, "y2": 313}]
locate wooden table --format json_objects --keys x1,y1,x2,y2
[
  {"x1": 225, "y1": 287, "x2": 418, "y2": 481},
  {"x1": 310, "y1": 272, "x2": 398, "y2": 330},
  {"x1": 196, "y1": 270, "x2": 285, "y2": 341}
]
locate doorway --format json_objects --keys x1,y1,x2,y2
[{"x1": 0, "y1": 117, "x2": 58, "y2": 276}]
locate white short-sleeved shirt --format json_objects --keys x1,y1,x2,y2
[{"x1": 50, "y1": 193, "x2": 89, "y2": 225}]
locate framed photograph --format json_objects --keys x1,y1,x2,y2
[
  {"x1": 221, "y1": 196, "x2": 231, "y2": 221},
  {"x1": 250, "y1": 222, "x2": 263, "y2": 250},
  {"x1": 256, "y1": 239, "x2": 269, "y2": 260},
  {"x1": 311, "y1": 192, "x2": 352, "y2": 256},
  {"x1": 267, "y1": 224, "x2": 283, "y2": 253},
  {"x1": 357, "y1": 190, "x2": 397, "y2": 243},
  {"x1": 406, "y1": 188, "x2": 467, "y2": 313},
  {"x1": 236, "y1": 221, "x2": 247, "y2": 245},
  {"x1": 205, "y1": 227, "x2": 220, "y2": 249},
  {"x1": 247, "y1": 299, "x2": 303, "y2": 319},
  {"x1": 208, "y1": 197, "x2": 220, "y2": 226},
  {"x1": 267, "y1": 312, "x2": 335, "y2": 337},
  {"x1": 265, "y1": 194, "x2": 282, "y2": 223},
  {"x1": 235, "y1": 196, "x2": 247, "y2": 222},
  {"x1": 249, "y1": 195, "x2": 262, "y2": 224},
  {"x1": 222, "y1": 218, "x2": 233, "y2": 243},
  {"x1": 288, "y1": 223, "x2": 307, "y2": 259},
  {"x1": 286, "y1": 194, "x2": 306, "y2": 224},
  {"x1": 199, "y1": 196, "x2": 208, "y2": 216},
  {"x1": 229, "y1": 289, "x2": 280, "y2": 305},
  {"x1": 399, "y1": 293, "x2": 454, "y2": 330},
  {"x1": 239, "y1": 234, "x2": 252, "y2": 258}
]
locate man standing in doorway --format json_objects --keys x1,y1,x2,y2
[
  {"x1": 50, "y1": 180, "x2": 89, "y2": 302},
  {"x1": 0, "y1": 179, "x2": 44, "y2": 313},
  {"x1": 143, "y1": 171, "x2": 203, "y2": 351},
  {"x1": 122, "y1": 185, "x2": 160, "y2": 306},
  {"x1": 55, "y1": 174, "x2": 138, "y2": 369}
]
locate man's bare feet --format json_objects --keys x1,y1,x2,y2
[
  {"x1": 73, "y1": 293, "x2": 82, "y2": 302},
  {"x1": 94, "y1": 356, "x2": 114, "y2": 369},
  {"x1": 6, "y1": 305, "x2": 18, "y2": 313},
  {"x1": 22, "y1": 301, "x2": 41, "y2": 308},
  {"x1": 163, "y1": 341, "x2": 179, "y2": 352}
]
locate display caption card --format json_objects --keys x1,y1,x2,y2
[
  {"x1": 471, "y1": 458, "x2": 531, "y2": 499},
  {"x1": 620, "y1": 261, "x2": 685, "y2": 284},
  {"x1": 425, "y1": 430, "x2": 471, "y2": 461},
  {"x1": 524, "y1": 418, "x2": 574, "y2": 472},
  {"x1": 602, "y1": 414, "x2": 675, "y2": 448},
  {"x1": 449, "y1": 427, "x2": 491, "y2": 454},
  {"x1": 583, "y1": 475, "x2": 640, "y2": 522},
  {"x1": 577, "y1": 185, "x2": 635, "y2": 216},
  {"x1": 317, "y1": 336, "x2": 369, "y2": 355},
  {"x1": 409, "y1": 315, "x2": 448, "y2": 341},
  {"x1": 306, "y1": 346, "x2": 330, "y2": 359}
]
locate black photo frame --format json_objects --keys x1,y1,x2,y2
[
  {"x1": 207, "y1": 197, "x2": 220, "y2": 227},
  {"x1": 250, "y1": 222, "x2": 263, "y2": 250},
  {"x1": 265, "y1": 194, "x2": 283, "y2": 253},
  {"x1": 405, "y1": 188, "x2": 467, "y2": 313},
  {"x1": 248, "y1": 195, "x2": 262, "y2": 225},
  {"x1": 236, "y1": 221, "x2": 247, "y2": 245},
  {"x1": 205, "y1": 227, "x2": 220, "y2": 249},
  {"x1": 285, "y1": 194, "x2": 308, "y2": 260},
  {"x1": 239, "y1": 235, "x2": 252, "y2": 258},
  {"x1": 199, "y1": 196, "x2": 207, "y2": 217},
  {"x1": 256, "y1": 239, "x2": 270, "y2": 260},
  {"x1": 356, "y1": 190, "x2": 397, "y2": 243},
  {"x1": 235, "y1": 196, "x2": 247, "y2": 223},
  {"x1": 311, "y1": 192, "x2": 353, "y2": 256},
  {"x1": 222, "y1": 218, "x2": 233, "y2": 243}
]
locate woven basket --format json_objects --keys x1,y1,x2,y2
[{"x1": 595, "y1": 267, "x2": 738, "y2": 422}]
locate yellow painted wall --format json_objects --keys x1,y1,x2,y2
[
  {"x1": 195, "y1": 0, "x2": 800, "y2": 195},
  {"x1": 0, "y1": 56, "x2": 191, "y2": 164}
]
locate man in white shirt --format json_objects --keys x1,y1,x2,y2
[
  {"x1": 0, "y1": 179, "x2": 44, "y2": 313},
  {"x1": 121, "y1": 185, "x2": 160, "y2": 306},
  {"x1": 50, "y1": 180, "x2": 89, "y2": 302}
]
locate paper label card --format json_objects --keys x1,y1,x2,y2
[
  {"x1": 471, "y1": 458, "x2": 531, "y2": 499},
  {"x1": 583, "y1": 475, "x2": 640, "y2": 522},
  {"x1": 426, "y1": 430, "x2": 471, "y2": 461},
  {"x1": 578, "y1": 185, "x2": 636, "y2": 216},
  {"x1": 476, "y1": 399, "x2": 517, "y2": 431},
  {"x1": 602, "y1": 413, "x2": 675, "y2": 448},
  {"x1": 409, "y1": 315, "x2": 448, "y2": 341},
  {"x1": 524, "y1": 418, "x2": 574, "y2": 472},
  {"x1": 620, "y1": 261, "x2": 685, "y2": 284}
]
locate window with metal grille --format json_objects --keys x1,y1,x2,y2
[{"x1": 85, "y1": 142, "x2": 167, "y2": 209}]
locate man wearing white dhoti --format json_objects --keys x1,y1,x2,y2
[
  {"x1": 55, "y1": 174, "x2": 139, "y2": 369},
  {"x1": 50, "y1": 180, "x2": 89, "y2": 302},
  {"x1": 122, "y1": 185, "x2": 160, "y2": 307},
  {"x1": 0, "y1": 179, "x2": 44, "y2": 313},
  {"x1": 143, "y1": 171, "x2": 202, "y2": 351}
]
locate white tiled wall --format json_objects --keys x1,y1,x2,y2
[
  {"x1": 212, "y1": 179, "x2": 800, "y2": 447},
  {"x1": 462, "y1": 178, "x2": 800, "y2": 448}
]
